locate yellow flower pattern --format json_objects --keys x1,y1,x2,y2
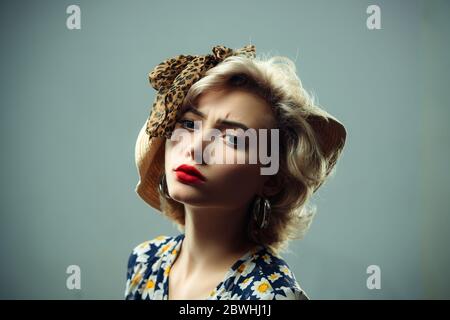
[{"x1": 125, "y1": 234, "x2": 308, "y2": 300}]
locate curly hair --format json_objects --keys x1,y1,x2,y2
[{"x1": 157, "y1": 52, "x2": 340, "y2": 255}]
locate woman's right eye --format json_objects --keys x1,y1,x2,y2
[{"x1": 177, "y1": 119, "x2": 196, "y2": 130}]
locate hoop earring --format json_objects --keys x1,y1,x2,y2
[
  {"x1": 252, "y1": 195, "x2": 271, "y2": 229},
  {"x1": 158, "y1": 174, "x2": 171, "y2": 199}
]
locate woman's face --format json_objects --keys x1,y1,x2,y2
[{"x1": 164, "y1": 89, "x2": 278, "y2": 210}]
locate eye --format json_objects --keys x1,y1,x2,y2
[
  {"x1": 223, "y1": 134, "x2": 239, "y2": 148},
  {"x1": 177, "y1": 119, "x2": 196, "y2": 130}
]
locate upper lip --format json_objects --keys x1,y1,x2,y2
[{"x1": 173, "y1": 164, "x2": 207, "y2": 181}]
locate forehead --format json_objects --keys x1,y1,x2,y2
[{"x1": 190, "y1": 89, "x2": 277, "y2": 129}]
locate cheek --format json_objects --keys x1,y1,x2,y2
[
  {"x1": 164, "y1": 139, "x2": 182, "y2": 169},
  {"x1": 209, "y1": 164, "x2": 263, "y2": 206},
  {"x1": 164, "y1": 140, "x2": 182, "y2": 184},
  {"x1": 211, "y1": 163, "x2": 263, "y2": 194},
  {"x1": 164, "y1": 140, "x2": 173, "y2": 171}
]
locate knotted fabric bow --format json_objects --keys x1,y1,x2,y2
[{"x1": 145, "y1": 44, "x2": 256, "y2": 139}]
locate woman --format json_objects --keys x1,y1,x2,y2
[{"x1": 125, "y1": 44, "x2": 346, "y2": 300}]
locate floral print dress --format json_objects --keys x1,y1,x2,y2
[{"x1": 125, "y1": 233, "x2": 309, "y2": 300}]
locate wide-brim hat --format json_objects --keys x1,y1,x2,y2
[{"x1": 135, "y1": 44, "x2": 347, "y2": 211}]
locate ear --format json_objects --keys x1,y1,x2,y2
[{"x1": 262, "y1": 174, "x2": 282, "y2": 197}]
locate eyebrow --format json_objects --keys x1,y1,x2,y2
[{"x1": 182, "y1": 106, "x2": 250, "y2": 131}]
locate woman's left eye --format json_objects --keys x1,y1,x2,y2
[{"x1": 224, "y1": 134, "x2": 239, "y2": 147}]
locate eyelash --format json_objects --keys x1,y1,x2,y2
[
  {"x1": 177, "y1": 119, "x2": 196, "y2": 130},
  {"x1": 176, "y1": 119, "x2": 240, "y2": 148}
]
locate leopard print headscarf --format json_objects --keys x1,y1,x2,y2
[{"x1": 145, "y1": 44, "x2": 256, "y2": 139}]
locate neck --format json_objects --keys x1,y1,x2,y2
[{"x1": 175, "y1": 203, "x2": 257, "y2": 278}]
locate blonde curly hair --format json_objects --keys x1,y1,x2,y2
[{"x1": 158, "y1": 53, "x2": 342, "y2": 255}]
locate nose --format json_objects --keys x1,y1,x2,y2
[{"x1": 184, "y1": 125, "x2": 217, "y2": 165}]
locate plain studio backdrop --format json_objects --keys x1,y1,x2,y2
[{"x1": 0, "y1": 0, "x2": 449, "y2": 299}]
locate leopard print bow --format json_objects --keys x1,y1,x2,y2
[{"x1": 145, "y1": 44, "x2": 256, "y2": 139}]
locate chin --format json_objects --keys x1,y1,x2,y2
[{"x1": 169, "y1": 188, "x2": 206, "y2": 205}]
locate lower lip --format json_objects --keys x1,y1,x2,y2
[{"x1": 174, "y1": 171, "x2": 205, "y2": 185}]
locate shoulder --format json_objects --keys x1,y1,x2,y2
[
  {"x1": 127, "y1": 234, "x2": 174, "y2": 268},
  {"x1": 125, "y1": 234, "x2": 179, "y2": 299},
  {"x1": 232, "y1": 249, "x2": 309, "y2": 300}
]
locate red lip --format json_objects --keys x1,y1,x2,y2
[{"x1": 173, "y1": 164, "x2": 207, "y2": 184}]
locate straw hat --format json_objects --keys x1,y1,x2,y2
[{"x1": 135, "y1": 44, "x2": 346, "y2": 211}]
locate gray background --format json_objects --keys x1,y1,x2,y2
[{"x1": 0, "y1": 0, "x2": 449, "y2": 299}]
